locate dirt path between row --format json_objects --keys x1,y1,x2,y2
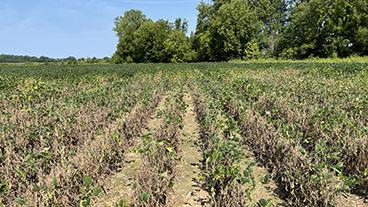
[
  {"x1": 166, "y1": 93, "x2": 210, "y2": 207},
  {"x1": 93, "y1": 95, "x2": 168, "y2": 207},
  {"x1": 241, "y1": 148, "x2": 286, "y2": 206},
  {"x1": 336, "y1": 192, "x2": 368, "y2": 207}
]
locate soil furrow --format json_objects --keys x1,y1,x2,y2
[
  {"x1": 336, "y1": 193, "x2": 368, "y2": 207},
  {"x1": 167, "y1": 93, "x2": 210, "y2": 207},
  {"x1": 240, "y1": 147, "x2": 286, "y2": 206}
]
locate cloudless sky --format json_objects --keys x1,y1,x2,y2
[{"x1": 0, "y1": 0, "x2": 206, "y2": 58}]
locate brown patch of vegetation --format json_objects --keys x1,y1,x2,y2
[{"x1": 94, "y1": 95, "x2": 168, "y2": 207}]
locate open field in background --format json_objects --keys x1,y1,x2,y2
[{"x1": 0, "y1": 62, "x2": 367, "y2": 207}]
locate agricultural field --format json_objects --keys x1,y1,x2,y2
[{"x1": 0, "y1": 62, "x2": 367, "y2": 207}]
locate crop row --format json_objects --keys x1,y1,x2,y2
[
  {"x1": 0, "y1": 72, "x2": 164, "y2": 206},
  {"x1": 191, "y1": 78, "x2": 262, "y2": 207},
  {"x1": 194, "y1": 70, "x2": 331, "y2": 206},
  {"x1": 132, "y1": 89, "x2": 185, "y2": 206},
  {"x1": 195, "y1": 68, "x2": 367, "y2": 206},
  {"x1": 224, "y1": 68, "x2": 368, "y2": 194},
  {"x1": 1, "y1": 62, "x2": 367, "y2": 206}
]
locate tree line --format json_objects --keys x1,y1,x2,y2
[
  {"x1": 112, "y1": 11, "x2": 196, "y2": 63},
  {"x1": 113, "y1": 0, "x2": 368, "y2": 63},
  {"x1": 0, "y1": 54, "x2": 111, "y2": 64},
  {"x1": 0, "y1": 54, "x2": 56, "y2": 63}
]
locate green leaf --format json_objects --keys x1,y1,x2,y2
[
  {"x1": 257, "y1": 198, "x2": 272, "y2": 207},
  {"x1": 166, "y1": 146, "x2": 175, "y2": 154},
  {"x1": 364, "y1": 168, "x2": 368, "y2": 177},
  {"x1": 32, "y1": 184, "x2": 41, "y2": 192},
  {"x1": 17, "y1": 167, "x2": 26, "y2": 179},
  {"x1": 92, "y1": 186, "x2": 103, "y2": 197},
  {"x1": 116, "y1": 198, "x2": 129, "y2": 207},
  {"x1": 52, "y1": 176, "x2": 59, "y2": 189},
  {"x1": 83, "y1": 176, "x2": 93, "y2": 187},
  {"x1": 0, "y1": 181, "x2": 8, "y2": 195},
  {"x1": 261, "y1": 175, "x2": 270, "y2": 184},
  {"x1": 15, "y1": 197, "x2": 26, "y2": 206},
  {"x1": 139, "y1": 192, "x2": 151, "y2": 203},
  {"x1": 80, "y1": 197, "x2": 91, "y2": 207}
]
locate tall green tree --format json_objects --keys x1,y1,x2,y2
[
  {"x1": 354, "y1": 0, "x2": 368, "y2": 55},
  {"x1": 193, "y1": 0, "x2": 261, "y2": 61},
  {"x1": 192, "y1": 2, "x2": 214, "y2": 61},
  {"x1": 280, "y1": 0, "x2": 368, "y2": 58},
  {"x1": 113, "y1": 10, "x2": 147, "y2": 63},
  {"x1": 113, "y1": 9, "x2": 196, "y2": 63},
  {"x1": 249, "y1": 0, "x2": 287, "y2": 56},
  {"x1": 114, "y1": 1, "x2": 368, "y2": 62},
  {"x1": 174, "y1": 18, "x2": 189, "y2": 34},
  {"x1": 213, "y1": 0, "x2": 231, "y2": 9},
  {"x1": 209, "y1": 0, "x2": 261, "y2": 60},
  {"x1": 133, "y1": 20, "x2": 172, "y2": 62},
  {"x1": 164, "y1": 30, "x2": 196, "y2": 63}
]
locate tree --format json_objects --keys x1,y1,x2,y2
[
  {"x1": 193, "y1": 0, "x2": 262, "y2": 61},
  {"x1": 280, "y1": 0, "x2": 368, "y2": 58},
  {"x1": 164, "y1": 30, "x2": 196, "y2": 63},
  {"x1": 356, "y1": 27, "x2": 368, "y2": 55},
  {"x1": 113, "y1": 9, "x2": 195, "y2": 63},
  {"x1": 213, "y1": 0, "x2": 231, "y2": 10},
  {"x1": 244, "y1": 39, "x2": 261, "y2": 59},
  {"x1": 65, "y1": 56, "x2": 77, "y2": 64},
  {"x1": 174, "y1": 18, "x2": 189, "y2": 34},
  {"x1": 133, "y1": 20, "x2": 172, "y2": 62},
  {"x1": 192, "y1": 2, "x2": 214, "y2": 61},
  {"x1": 113, "y1": 10, "x2": 147, "y2": 63},
  {"x1": 209, "y1": 0, "x2": 261, "y2": 60},
  {"x1": 0, "y1": 54, "x2": 56, "y2": 63},
  {"x1": 248, "y1": 0, "x2": 287, "y2": 56},
  {"x1": 353, "y1": 0, "x2": 368, "y2": 55},
  {"x1": 113, "y1": 1, "x2": 368, "y2": 62}
]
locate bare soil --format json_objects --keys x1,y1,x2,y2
[
  {"x1": 241, "y1": 148, "x2": 286, "y2": 206},
  {"x1": 166, "y1": 93, "x2": 210, "y2": 207},
  {"x1": 336, "y1": 193, "x2": 368, "y2": 207}
]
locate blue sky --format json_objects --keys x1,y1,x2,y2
[{"x1": 0, "y1": 0, "x2": 204, "y2": 58}]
